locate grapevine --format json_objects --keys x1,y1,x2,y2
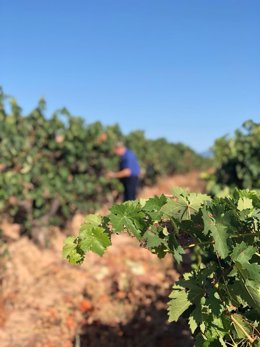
[
  {"x1": 63, "y1": 188, "x2": 260, "y2": 346},
  {"x1": 205, "y1": 120, "x2": 260, "y2": 195}
]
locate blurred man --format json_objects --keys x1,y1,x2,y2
[{"x1": 107, "y1": 142, "x2": 140, "y2": 201}]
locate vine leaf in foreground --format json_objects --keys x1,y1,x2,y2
[
  {"x1": 161, "y1": 188, "x2": 211, "y2": 221},
  {"x1": 109, "y1": 201, "x2": 146, "y2": 240},
  {"x1": 202, "y1": 205, "x2": 230, "y2": 259},
  {"x1": 79, "y1": 224, "x2": 111, "y2": 256},
  {"x1": 62, "y1": 189, "x2": 260, "y2": 346},
  {"x1": 62, "y1": 236, "x2": 84, "y2": 264},
  {"x1": 168, "y1": 286, "x2": 192, "y2": 322}
]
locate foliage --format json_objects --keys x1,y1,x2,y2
[
  {"x1": 206, "y1": 120, "x2": 260, "y2": 195},
  {"x1": 0, "y1": 88, "x2": 204, "y2": 240},
  {"x1": 63, "y1": 188, "x2": 260, "y2": 346}
]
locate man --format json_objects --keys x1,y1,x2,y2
[{"x1": 107, "y1": 142, "x2": 140, "y2": 201}]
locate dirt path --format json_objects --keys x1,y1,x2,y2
[
  {"x1": 0, "y1": 172, "x2": 204, "y2": 347},
  {"x1": 140, "y1": 170, "x2": 205, "y2": 198}
]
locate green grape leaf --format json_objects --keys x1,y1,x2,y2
[
  {"x1": 229, "y1": 280, "x2": 250, "y2": 307},
  {"x1": 188, "y1": 192, "x2": 211, "y2": 212},
  {"x1": 194, "y1": 333, "x2": 206, "y2": 347},
  {"x1": 83, "y1": 214, "x2": 102, "y2": 226},
  {"x1": 161, "y1": 196, "x2": 191, "y2": 221},
  {"x1": 202, "y1": 207, "x2": 230, "y2": 258},
  {"x1": 173, "y1": 245, "x2": 185, "y2": 264},
  {"x1": 162, "y1": 191, "x2": 210, "y2": 221},
  {"x1": 144, "y1": 194, "x2": 167, "y2": 211},
  {"x1": 211, "y1": 223, "x2": 229, "y2": 259},
  {"x1": 79, "y1": 224, "x2": 111, "y2": 256},
  {"x1": 204, "y1": 316, "x2": 227, "y2": 343},
  {"x1": 168, "y1": 286, "x2": 192, "y2": 322},
  {"x1": 189, "y1": 305, "x2": 202, "y2": 333},
  {"x1": 231, "y1": 241, "x2": 257, "y2": 264},
  {"x1": 171, "y1": 187, "x2": 189, "y2": 197},
  {"x1": 143, "y1": 195, "x2": 167, "y2": 219},
  {"x1": 143, "y1": 228, "x2": 163, "y2": 248},
  {"x1": 109, "y1": 202, "x2": 146, "y2": 240},
  {"x1": 206, "y1": 290, "x2": 223, "y2": 316},
  {"x1": 62, "y1": 236, "x2": 77, "y2": 258},
  {"x1": 232, "y1": 314, "x2": 252, "y2": 340},
  {"x1": 65, "y1": 249, "x2": 83, "y2": 265},
  {"x1": 237, "y1": 197, "x2": 253, "y2": 211},
  {"x1": 62, "y1": 236, "x2": 84, "y2": 264},
  {"x1": 243, "y1": 280, "x2": 260, "y2": 313}
]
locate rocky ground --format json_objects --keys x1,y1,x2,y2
[{"x1": 0, "y1": 171, "x2": 205, "y2": 347}]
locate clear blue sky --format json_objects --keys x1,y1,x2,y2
[{"x1": 1, "y1": 0, "x2": 259, "y2": 152}]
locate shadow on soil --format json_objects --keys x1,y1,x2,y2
[
  {"x1": 74, "y1": 248, "x2": 195, "y2": 347},
  {"x1": 75, "y1": 293, "x2": 193, "y2": 347}
]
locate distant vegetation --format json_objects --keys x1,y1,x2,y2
[
  {"x1": 0, "y1": 88, "x2": 206, "y2": 242},
  {"x1": 205, "y1": 120, "x2": 260, "y2": 195}
]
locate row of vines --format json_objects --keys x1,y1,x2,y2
[
  {"x1": 205, "y1": 120, "x2": 260, "y2": 196},
  {"x1": 0, "y1": 88, "x2": 206, "y2": 242}
]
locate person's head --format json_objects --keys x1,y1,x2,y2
[{"x1": 114, "y1": 141, "x2": 126, "y2": 156}]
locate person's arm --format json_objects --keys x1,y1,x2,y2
[{"x1": 106, "y1": 168, "x2": 131, "y2": 178}]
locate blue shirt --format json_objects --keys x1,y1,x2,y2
[{"x1": 119, "y1": 148, "x2": 140, "y2": 177}]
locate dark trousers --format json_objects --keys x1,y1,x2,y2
[{"x1": 121, "y1": 176, "x2": 139, "y2": 201}]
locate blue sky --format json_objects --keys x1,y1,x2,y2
[{"x1": 1, "y1": 0, "x2": 259, "y2": 152}]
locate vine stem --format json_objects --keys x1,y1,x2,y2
[
  {"x1": 186, "y1": 241, "x2": 214, "y2": 248},
  {"x1": 170, "y1": 218, "x2": 179, "y2": 234},
  {"x1": 227, "y1": 334, "x2": 238, "y2": 347},
  {"x1": 230, "y1": 315, "x2": 255, "y2": 344}
]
